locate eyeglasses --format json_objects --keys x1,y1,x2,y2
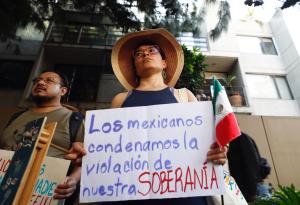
[
  {"x1": 133, "y1": 45, "x2": 161, "y2": 59},
  {"x1": 32, "y1": 77, "x2": 62, "y2": 85}
]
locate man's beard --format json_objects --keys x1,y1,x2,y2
[{"x1": 31, "y1": 94, "x2": 54, "y2": 106}]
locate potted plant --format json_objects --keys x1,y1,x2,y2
[{"x1": 222, "y1": 74, "x2": 242, "y2": 107}]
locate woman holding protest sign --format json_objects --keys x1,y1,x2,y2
[
  {"x1": 66, "y1": 28, "x2": 228, "y2": 205},
  {"x1": 107, "y1": 28, "x2": 227, "y2": 205}
]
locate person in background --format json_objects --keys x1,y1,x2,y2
[
  {"x1": 0, "y1": 71, "x2": 84, "y2": 204},
  {"x1": 227, "y1": 132, "x2": 271, "y2": 202},
  {"x1": 75, "y1": 28, "x2": 227, "y2": 205}
]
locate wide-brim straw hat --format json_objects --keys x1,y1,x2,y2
[{"x1": 111, "y1": 28, "x2": 184, "y2": 90}]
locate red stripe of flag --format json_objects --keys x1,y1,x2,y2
[{"x1": 216, "y1": 111, "x2": 241, "y2": 147}]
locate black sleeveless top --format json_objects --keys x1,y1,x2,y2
[
  {"x1": 121, "y1": 87, "x2": 178, "y2": 107},
  {"x1": 103, "y1": 88, "x2": 207, "y2": 205}
]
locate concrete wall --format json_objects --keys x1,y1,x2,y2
[
  {"x1": 237, "y1": 114, "x2": 300, "y2": 189},
  {"x1": 240, "y1": 54, "x2": 285, "y2": 74},
  {"x1": 251, "y1": 99, "x2": 300, "y2": 117},
  {"x1": 262, "y1": 116, "x2": 300, "y2": 187},
  {"x1": 270, "y1": 10, "x2": 300, "y2": 110}
]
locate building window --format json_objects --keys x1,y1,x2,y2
[
  {"x1": 274, "y1": 76, "x2": 293, "y2": 99},
  {"x1": 54, "y1": 65, "x2": 102, "y2": 102},
  {"x1": 237, "y1": 36, "x2": 277, "y2": 55},
  {"x1": 0, "y1": 60, "x2": 33, "y2": 89},
  {"x1": 246, "y1": 74, "x2": 292, "y2": 99}
]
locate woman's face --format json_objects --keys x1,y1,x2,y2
[{"x1": 133, "y1": 45, "x2": 167, "y2": 78}]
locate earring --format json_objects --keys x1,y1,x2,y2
[
  {"x1": 135, "y1": 76, "x2": 140, "y2": 84},
  {"x1": 162, "y1": 69, "x2": 167, "y2": 80}
]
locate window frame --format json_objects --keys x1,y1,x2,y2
[
  {"x1": 237, "y1": 35, "x2": 278, "y2": 56},
  {"x1": 246, "y1": 73, "x2": 293, "y2": 100}
]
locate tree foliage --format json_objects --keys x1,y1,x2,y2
[
  {"x1": 244, "y1": 0, "x2": 300, "y2": 9},
  {"x1": 281, "y1": 0, "x2": 300, "y2": 9},
  {"x1": 0, "y1": 0, "x2": 53, "y2": 41},
  {"x1": 209, "y1": 1, "x2": 231, "y2": 41},
  {"x1": 175, "y1": 45, "x2": 207, "y2": 94},
  {"x1": 0, "y1": 0, "x2": 230, "y2": 41},
  {"x1": 0, "y1": 0, "x2": 298, "y2": 42},
  {"x1": 0, "y1": 0, "x2": 182, "y2": 41},
  {"x1": 145, "y1": 1, "x2": 231, "y2": 41}
]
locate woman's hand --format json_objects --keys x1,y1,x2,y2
[{"x1": 206, "y1": 142, "x2": 228, "y2": 165}]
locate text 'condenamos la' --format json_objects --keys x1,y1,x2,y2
[{"x1": 87, "y1": 130, "x2": 200, "y2": 154}]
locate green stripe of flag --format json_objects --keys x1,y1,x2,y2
[{"x1": 212, "y1": 78, "x2": 223, "y2": 115}]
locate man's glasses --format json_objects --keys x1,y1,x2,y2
[
  {"x1": 133, "y1": 45, "x2": 161, "y2": 59},
  {"x1": 32, "y1": 77, "x2": 62, "y2": 86}
]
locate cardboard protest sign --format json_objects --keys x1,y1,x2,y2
[
  {"x1": 81, "y1": 101, "x2": 225, "y2": 203},
  {"x1": 0, "y1": 117, "x2": 46, "y2": 205},
  {"x1": 0, "y1": 150, "x2": 70, "y2": 205}
]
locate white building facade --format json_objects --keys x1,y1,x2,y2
[{"x1": 187, "y1": 5, "x2": 300, "y2": 117}]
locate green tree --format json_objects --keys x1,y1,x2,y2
[
  {"x1": 209, "y1": 1, "x2": 231, "y2": 41},
  {"x1": 0, "y1": 0, "x2": 298, "y2": 42},
  {"x1": 175, "y1": 45, "x2": 208, "y2": 94},
  {"x1": 0, "y1": 0, "x2": 50, "y2": 41},
  {"x1": 281, "y1": 0, "x2": 300, "y2": 9},
  {"x1": 245, "y1": 0, "x2": 300, "y2": 9},
  {"x1": 0, "y1": 0, "x2": 184, "y2": 41}
]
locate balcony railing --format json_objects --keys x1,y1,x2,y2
[
  {"x1": 47, "y1": 25, "x2": 123, "y2": 46},
  {"x1": 47, "y1": 25, "x2": 210, "y2": 51},
  {"x1": 197, "y1": 86, "x2": 248, "y2": 107}
]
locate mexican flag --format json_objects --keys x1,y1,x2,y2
[{"x1": 212, "y1": 78, "x2": 241, "y2": 147}]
